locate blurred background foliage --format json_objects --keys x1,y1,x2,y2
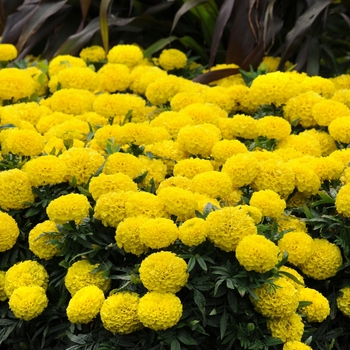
[{"x1": 1, "y1": 0, "x2": 350, "y2": 81}]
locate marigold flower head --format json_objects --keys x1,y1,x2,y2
[
  {"x1": 101, "y1": 292, "x2": 142, "y2": 334},
  {"x1": 137, "y1": 292, "x2": 183, "y2": 331},
  {"x1": 67, "y1": 285, "x2": 105, "y2": 324},
  {"x1": 115, "y1": 216, "x2": 148, "y2": 255},
  {"x1": 103, "y1": 152, "x2": 144, "y2": 179},
  {"x1": 46, "y1": 193, "x2": 91, "y2": 224},
  {"x1": 25, "y1": 66, "x2": 48, "y2": 96},
  {"x1": 173, "y1": 158, "x2": 213, "y2": 179},
  {"x1": 5, "y1": 260, "x2": 49, "y2": 298},
  {"x1": 278, "y1": 231, "x2": 313, "y2": 267},
  {"x1": 9, "y1": 286, "x2": 48, "y2": 321},
  {"x1": 138, "y1": 155, "x2": 167, "y2": 189},
  {"x1": 157, "y1": 176, "x2": 193, "y2": 194},
  {"x1": 312, "y1": 99, "x2": 350, "y2": 126},
  {"x1": 276, "y1": 214, "x2": 307, "y2": 234},
  {"x1": 79, "y1": 45, "x2": 106, "y2": 62},
  {"x1": 59, "y1": 147, "x2": 105, "y2": 185},
  {"x1": 65, "y1": 259, "x2": 110, "y2": 296},
  {"x1": 336, "y1": 183, "x2": 350, "y2": 218},
  {"x1": 139, "y1": 217, "x2": 179, "y2": 249},
  {"x1": 170, "y1": 92, "x2": 205, "y2": 111},
  {"x1": 308, "y1": 156, "x2": 343, "y2": 182},
  {"x1": 0, "y1": 211, "x2": 19, "y2": 252},
  {"x1": 48, "y1": 54, "x2": 86, "y2": 77},
  {"x1": 283, "y1": 341, "x2": 312, "y2": 350},
  {"x1": 267, "y1": 313, "x2": 304, "y2": 343},
  {"x1": 278, "y1": 266, "x2": 305, "y2": 290},
  {"x1": 330, "y1": 148, "x2": 350, "y2": 168},
  {"x1": 130, "y1": 66, "x2": 167, "y2": 95},
  {"x1": 298, "y1": 287, "x2": 330, "y2": 322},
  {"x1": 107, "y1": 44, "x2": 143, "y2": 67},
  {"x1": 337, "y1": 287, "x2": 350, "y2": 318},
  {"x1": 43, "y1": 136, "x2": 84, "y2": 155},
  {"x1": 36, "y1": 111, "x2": 74, "y2": 134},
  {"x1": 178, "y1": 217, "x2": 207, "y2": 246},
  {"x1": 250, "y1": 189, "x2": 286, "y2": 219},
  {"x1": 329, "y1": 117, "x2": 350, "y2": 144},
  {"x1": 276, "y1": 133, "x2": 322, "y2": 157},
  {"x1": 330, "y1": 74, "x2": 350, "y2": 89},
  {"x1": 206, "y1": 206, "x2": 257, "y2": 252},
  {"x1": 256, "y1": 116, "x2": 291, "y2": 140},
  {"x1": 179, "y1": 102, "x2": 226, "y2": 126},
  {"x1": 251, "y1": 277, "x2": 299, "y2": 318},
  {"x1": 46, "y1": 88, "x2": 95, "y2": 115},
  {"x1": 94, "y1": 191, "x2": 128, "y2": 227},
  {"x1": 139, "y1": 251, "x2": 188, "y2": 293},
  {"x1": 300, "y1": 76, "x2": 335, "y2": 98},
  {"x1": 0, "y1": 43, "x2": 18, "y2": 61},
  {"x1": 211, "y1": 139, "x2": 248, "y2": 164},
  {"x1": 301, "y1": 128, "x2": 337, "y2": 156},
  {"x1": 202, "y1": 86, "x2": 236, "y2": 113},
  {"x1": 0, "y1": 169, "x2": 34, "y2": 211},
  {"x1": 22, "y1": 155, "x2": 68, "y2": 187},
  {"x1": 221, "y1": 114, "x2": 259, "y2": 139},
  {"x1": 0, "y1": 271, "x2": 6, "y2": 301},
  {"x1": 28, "y1": 220, "x2": 62, "y2": 260},
  {"x1": 120, "y1": 122, "x2": 156, "y2": 146},
  {"x1": 331, "y1": 88, "x2": 350, "y2": 108},
  {"x1": 299, "y1": 238, "x2": 343, "y2": 280},
  {"x1": 236, "y1": 235, "x2": 280, "y2": 273},
  {"x1": 158, "y1": 48, "x2": 187, "y2": 71},
  {"x1": 97, "y1": 63, "x2": 131, "y2": 93},
  {"x1": 0, "y1": 68, "x2": 36, "y2": 101}
]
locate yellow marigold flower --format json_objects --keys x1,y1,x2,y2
[
  {"x1": 331, "y1": 88, "x2": 350, "y2": 108},
  {"x1": 67, "y1": 285, "x2": 105, "y2": 324},
  {"x1": 250, "y1": 189, "x2": 286, "y2": 219},
  {"x1": 251, "y1": 277, "x2": 299, "y2": 318},
  {"x1": 59, "y1": 147, "x2": 105, "y2": 185},
  {"x1": 103, "y1": 152, "x2": 144, "y2": 179},
  {"x1": 79, "y1": 45, "x2": 106, "y2": 62},
  {"x1": 276, "y1": 133, "x2": 322, "y2": 157},
  {"x1": 278, "y1": 231, "x2": 313, "y2": 267},
  {"x1": 330, "y1": 74, "x2": 350, "y2": 89},
  {"x1": 221, "y1": 153, "x2": 260, "y2": 188},
  {"x1": 97, "y1": 63, "x2": 131, "y2": 93},
  {"x1": 5, "y1": 260, "x2": 49, "y2": 298},
  {"x1": 170, "y1": 92, "x2": 205, "y2": 111},
  {"x1": 301, "y1": 128, "x2": 337, "y2": 156},
  {"x1": 173, "y1": 158, "x2": 213, "y2": 179},
  {"x1": 287, "y1": 161, "x2": 320, "y2": 196},
  {"x1": 22, "y1": 155, "x2": 68, "y2": 187},
  {"x1": 267, "y1": 313, "x2": 304, "y2": 343},
  {"x1": 329, "y1": 116, "x2": 350, "y2": 143},
  {"x1": 93, "y1": 124, "x2": 123, "y2": 149},
  {"x1": 283, "y1": 341, "x2": 312, "y2": 350},
  {"x1": 0, "y1": 211, "x2": 19, "y2": 252},
  {"x1": 0, "y1": 68, "x2": 36, "y2": 101},
  {"x1": 78, "y1": 111, "x2": 108, "y2": 130},
  {"x1": 93, "y1": 93, "x2": 145, "y2": 123},
  {"x1": 336, "y1": 183, "x2": 350, "y2": 217},
  {"x1": 9, "y1": 286, "x2": 48, "y2": 321},
  {"x1": 129, "y1": 66, "x2": 167, "y2": 95},
  {"x1": 47, "y1": 193, "x2": 91, "y2": 224},
  {"x1": 236, "y1": 235, "x2": 280, "y2": 273},
  {"x1": 48, "y1": 54, "x2": 86, "y2": 77},
  {"x1": 299, "y1": 238, "x2": 343, "y2": 280},
  {"x1": 158, "y1": 48, "x2": 187, "y2": 71},
  {"x1": 125, "y1": 191, "x2": 166, "y2": 218},
  {"x1": 139, "y1": 217, "x2": 179, "y2": 249},
  {"x1": 0, "y1": 169, "x2": 34, "y2": 211},
  {"x1": 211, "y1": 139, "x2": 248, "y2": 164},
  {"x1": 157, "y1": 186, "x2": 198, "y2": 219},
  {"x1": 138, "y1": 155, "x2": 167, "y2": 188},
  {"x1": 279, "y1": 266, "x2": 305, "y2": 290},
  {"x1": 249, "y1": 71, "x2": 300, "y2": 108},
  {"x1": 191, "y1": 171, "x2": 232, "y2": 199},
  {"x1": 65, "y1": 259, "x2": 110, "y2": 296},
  {"x1": 182, "y1": 103, "x2": 227, "y2": 126},
  {"x1": 256, "y1": 116, "x2": 291, "y2": 140},
  {"x1": 337, "y1": 287, "x2": 350, "y2": 318},
  {"x1": 101, "y1": 292, "x2": 142, "y2": 334},
  {"x1": 137, "y1": 291, "x2": 183, "y2": 331},
  {"x1": 107, "y1": 44, "x2": 143, "y2": 67},
  {"x1": 145, "y1": 75, "x2": 184, "y2": 105},
  {"x1": 330, "y1": 148, "x2": 350, "y2": 168},
  {"x1": 121, "y1": 122, "x2": 155, "y2": 146},
  {"x1": 115, "y1": 216, "x2": 148, "y2": 255},
  {"x1": 44, "y1": 136, "x2": 84, "y2": 155},
  {"x1": 150, "y1": 111, "x2": 194, "y2": 140},
  {"x1": 46, "y1": 88, "x2": 95, "y2": 115},
  {"x1": 308, "y1": 156, "x2": 343, "y2": 182},
  {"x1": 272, "y1": 148, "x2": 304, "y2": 162},
  {"x1": 234, "y1": 205, "x2": 262, "y2": 224},
  {"x1": 206, "y1": 206, "x2": 257, "y2": 252},
  {"x1": 36, "y1": 112, "x2": 74, "y2": 135},
  {"x1": 0, "y1": 43, "x2": 17, "y2": 61},
  {"x1": 89, "y1": 172, "x2": 137, "y2": 200},
  {"x1": 300, "y1": 76, "x2": 335, "y2": 98},
  {"x1": 26, "y1": 66, "x2": 48, "y2": 96},
  {"x1": 28, "y1": 220, "x2": 62, "y2": 260},
  {"x1": 202, "y1": 86, "x2": 236, "y2": 113},
  {"x1": 53, "y1": 67, "x2": 99, "y2": 92},
  {"x1": 139, "y1": 251, "x2": 188, "y2": 293},
  {"x1": 94, "y1": 191, "x2": 128, "y2": 227},
  {"x1": 252, "y1": 159, "x2": 295, "y2": 199},
  {"x1": 178, "y1": 217, "x2": 207, "y2": 246},
  {"x1": 1, "y1": 128, "x2": 44, "y2": 156},
  {"x1": 286, "y1": 191, "x2": 309, "y2": 209},
  {"x1": 312, "y1": 99, "x2": 350, "y2": 126},
  {"x1": 298, "y1": 288, "x2": 330, "y2": 322},
  {"x1": 157, "y1": 176, "x2": 192, "y2": 194},
  {"x1": 276, "y1": 214, "x2": 307, "y2": 233},
  {"x1": 258, "y1": 56, "x2": 284, "y2": 72},
  {"x1": 0, "y1": 271, "x2": 6, "y2": 301},
  {"x1": 221, "y1": 114, "x2": 259, "y2": 139},
  {"x1": 177, "y1": 123, "x2": 221, "y2": 158}
]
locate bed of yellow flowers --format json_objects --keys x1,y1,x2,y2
[{"x1": 1, "y1": 42, "x2": 350, "y2": 350}]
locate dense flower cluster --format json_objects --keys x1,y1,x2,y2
[{"x1": 0, "y1": 211, "x2": 20, "y2": 252}]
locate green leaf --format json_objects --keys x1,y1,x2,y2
[
  {"x1": 196, "y1": 256, "x2": 207, "y2": 272},
  {"x1": 193, "y1": 289, "x2": 206, "y2": 321},
  {"x1": 220, "y1": 308, "x2": 228, "y2": 340},
  {"x1": 143, "y1": 36, "x2": 178, "y2": 58},
  {"x1": 299, "y1": 300, "x2": 313, "y2": 309},
  {"x1": 179, "y1": 35, "x2": 209, "y2": 62},
  {"x1": 100, "y1": 0, "x2": 112, "y2": 54},
  {"x1": 170, "y1": 339, "x2": 181, "y2": 350},
  {"x1": 177, "y1": 331, "x2": 198, "y2": 346}
]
